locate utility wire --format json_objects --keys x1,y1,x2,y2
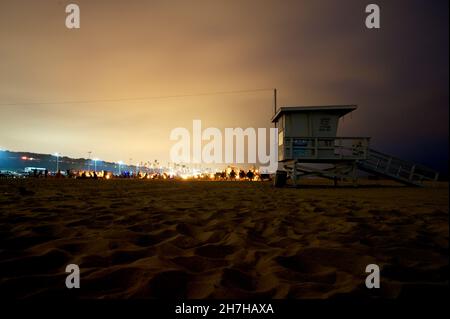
[{"x1": 0, "y1": 88, "x2": 274, "y2": 106}]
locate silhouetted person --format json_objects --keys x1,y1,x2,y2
[
  {"x1": 239, "y1": 170, "x2": 246, "y2": 179},
  {"x1": 246, "y1": 170, "x2": 254, "y2": 180},
  {"x1": 44, "y1": 169, "x2": 48, "y2": 178},
  {"x1": 230, "y1": 169, "x2": 236, "y2": 180}
]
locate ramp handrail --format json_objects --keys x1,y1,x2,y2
[{"x1": 362, "y1": 149, "x2": 439, "y2": 182}]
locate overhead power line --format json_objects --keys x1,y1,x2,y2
[{"x1": 0, "y1": 88, "x2": 274, "y2": 106}]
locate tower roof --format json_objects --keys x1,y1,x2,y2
[{"x1": 271, "y1": 105, "x2": 357, "y2": 123}]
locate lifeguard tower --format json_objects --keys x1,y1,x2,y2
[{"x1": 272, "y1": 105, "x2": 439, "y2": 187}]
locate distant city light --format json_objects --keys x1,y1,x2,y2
[
  {"x1": 20, "y1": 156, "x2": 35, "y2": 161},
  {"x1": 54, "y1": 152, "x2": 60, "y2": 171},
  {"x1": 93, "y1": 158, "x2": 100, "y2": 172},
  {"x1": 117, "y1": 160, "x2": 124, "y2": 174}
]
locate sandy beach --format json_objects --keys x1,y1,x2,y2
[{"x1": 0, "y1": 179, "x2": 448, "y2": 299}]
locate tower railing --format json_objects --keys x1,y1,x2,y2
[{"x1": 280, "y1": 137, "x2": 371, "y2": 161}]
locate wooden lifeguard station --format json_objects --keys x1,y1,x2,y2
[{"x1": 272, "y1": 105, "x2": 439, "y2": 187}]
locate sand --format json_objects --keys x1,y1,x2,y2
[{"x1": 0, "y1": 179, "x2": 448, "y2": 299}]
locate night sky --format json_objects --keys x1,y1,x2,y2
[{"x1": 0, "y1": 0, "x2": 448, "y2": 173}]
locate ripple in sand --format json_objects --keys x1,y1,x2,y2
[
  {"x1": 195, "y1": 244, "x2": 237, "y2": 259},
  {"x1": 0, "y1": 248, "x2": 70, "y2": 277},
  {"x1": 80, "y1": 254, "x2": 110, "y2": 268},
  {"x1": 3, "y1": 234, "x2": 58, "y2": 251},
  {"x1": 83, "y1": 267, "x2": 144, "y2": 295},
  {"x1": 133, "y1": 230, "x2": 176, "y2": 247},
  {"x1": 221, "y1": 268, "x2": 255, "y2": 291},
  {"x1": 136, "y1": 270, "x2": 190, "y2": 298},
  {"x1": 110, "y1": 248, "x2": 155, "y2": 265},
  {"x1": 171, "y1": 255, "x2": 228, "y2": 273}
]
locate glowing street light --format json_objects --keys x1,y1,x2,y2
[
  {"x1": 118, "y1": 161, "x2": 124, "y2": 174},
  {"x1": 93, "y1": 158, "x2": 99, "y2": 172},
  {"x1": 53, "y1": 153, "x2": 60, "y2": 172}
]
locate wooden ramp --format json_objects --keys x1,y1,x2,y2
[{"x1": 357, "y1": 149, "x2": 439, "y2": 187}]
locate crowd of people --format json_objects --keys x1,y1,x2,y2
[
  {"x1": 213, "y1": 169, "x2": 270, "y2": 181},
  {"x1": 11, "y1": 167, "x2": 272, "y2": 182}
]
